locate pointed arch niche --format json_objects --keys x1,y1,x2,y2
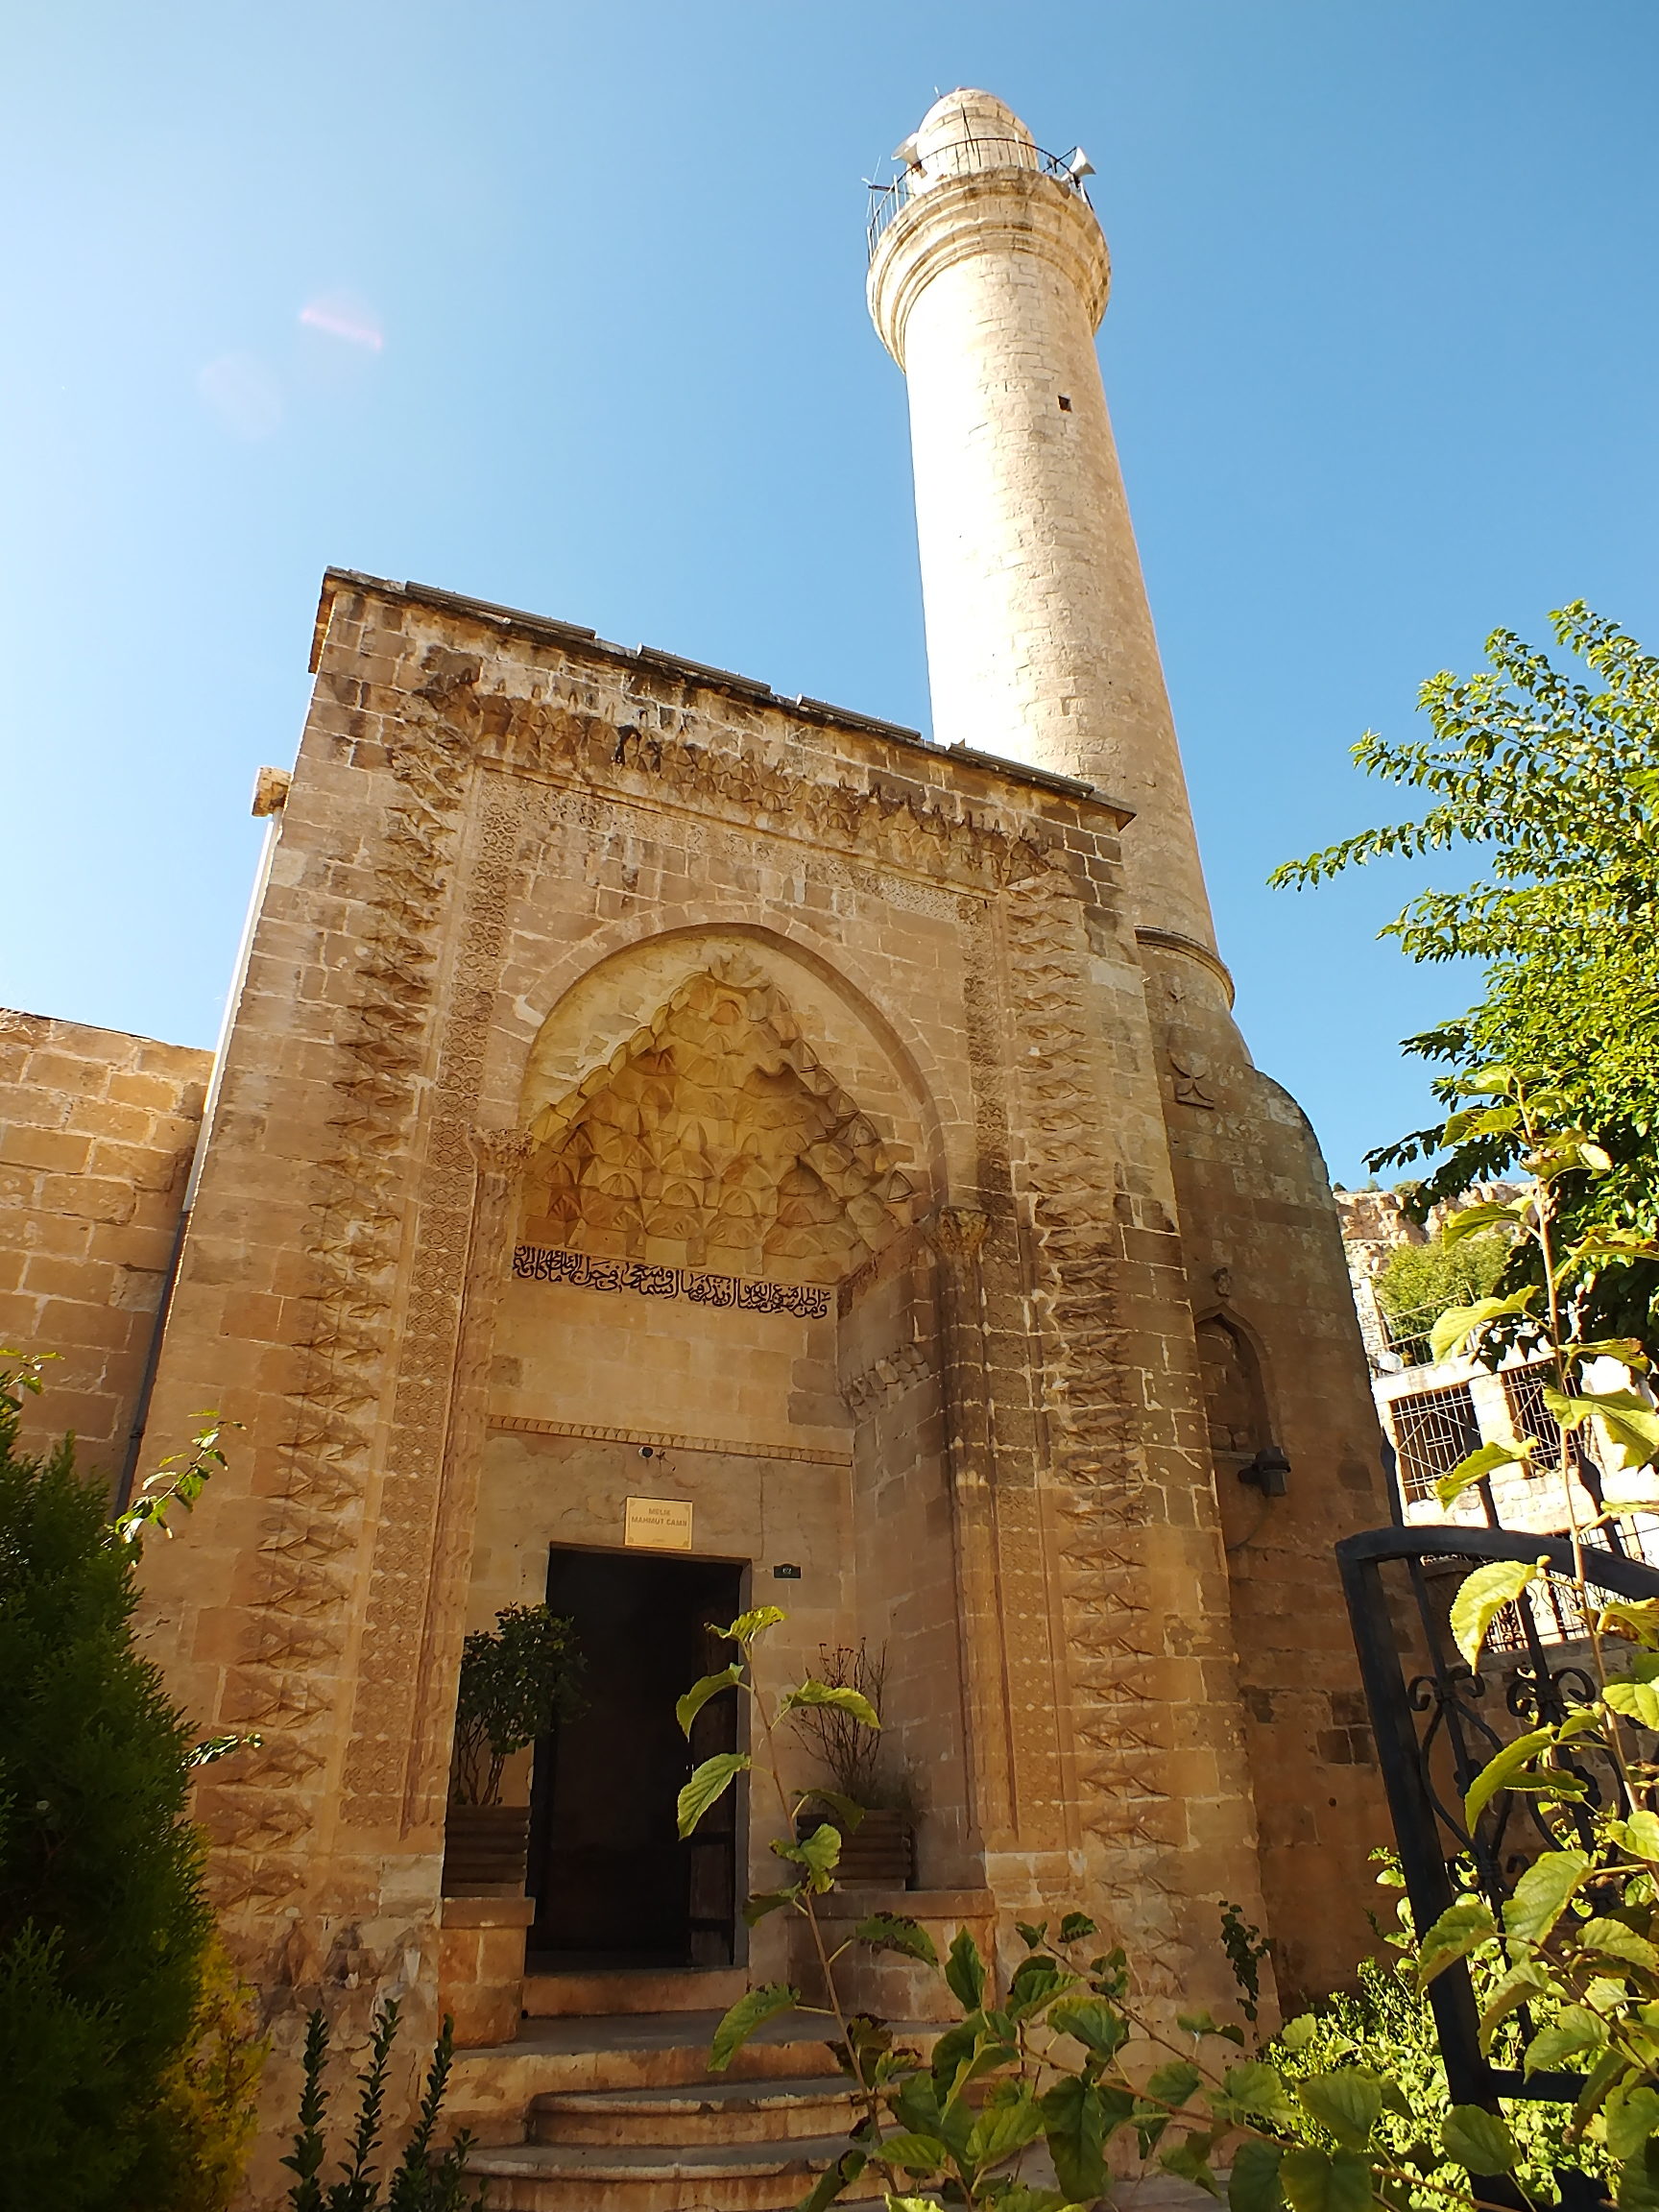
[
  {"x1": 469, "y1": 929, "x2": 977, "y2": 1918},
  {"x1": 1196, "y1": 1311, "x2": 1270, "y2": 1468},
  {"x1": 519, "y1": 951, "x2": 920, "y2": 1284}
]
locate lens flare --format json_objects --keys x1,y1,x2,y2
[{"x1": 299, "y1": 291, "x2": 384, "y2": 351}]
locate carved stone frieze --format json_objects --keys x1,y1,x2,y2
[
  {"x1": 198, "y1": 646, "x2": 479, "y2": 1909},
  {"x1": 514, "y1": 1245, "x2": 836, "y2": 1318},
  {"x1": 534, "y1": 786, "x2": 974, "y2": 920},
  {"x1": 1002, "y1": 858, "x2": 1186, "y2": 1987},
  {"x1": 438, "y1": 677, "x2": 1053, "y2": 891}
]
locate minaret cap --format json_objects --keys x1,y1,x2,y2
[{"x1": 913, "y1": 87, "x2": 1036, "y2": 168}]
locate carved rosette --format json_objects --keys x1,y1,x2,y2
[{"x1": 924, "y1": 1205, "x2": 991, "y2": 1267}]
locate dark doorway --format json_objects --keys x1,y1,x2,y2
[{"x1": 528, "y1": 1546, "x2": 745, "y2": 1969}]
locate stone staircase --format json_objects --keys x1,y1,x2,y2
[
  {"x1": 444, "y1": 1958, "x2": 1220, "y2": 2212},
  {"x1": 446, "y1": 1969, "x2": 905, "y2": 2211}
]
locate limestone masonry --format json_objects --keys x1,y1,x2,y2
[{"x1": 1, "y1": 89, "x2": 1392, "y2": 2202}]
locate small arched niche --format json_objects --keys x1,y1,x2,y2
[{"x1": 1195, "y1": 1311, "x2": 1271, "y2": 1467}]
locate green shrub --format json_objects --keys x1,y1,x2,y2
[
  {"x1": 282, "y1": 2001, "x2": 485, "y2": 2209},
  {"x1": 0, "y1": 1385, "x2": 220, "y2": 2207},
  {"x1": 452, "y1": 1602, "x2": 582, "y2": 1806},
  {"x1": 146, "y1": 1935, "x2": 270, "y2": 2212},
  {"x1": 1271, "y1": 1951, "x2": 1605, "y2": 2207}
]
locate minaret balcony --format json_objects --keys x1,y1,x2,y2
[{"x1": 866, "y1": 135, "x2": 1092, "y2": 262}]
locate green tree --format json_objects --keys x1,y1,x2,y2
[
  {"x1": 1272, "y1": 601, "x2": 1659, "y2": 1352},
  {"x1": 0, "y1": 1358, "x2": 226, "y2": 2210},
  {"x1": 1373, "y1": 1230, "x2": 1508, "y2": 1359}
]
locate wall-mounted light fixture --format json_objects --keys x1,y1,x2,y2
[{"x1": 1239, "y1": 1445, "x2": 1290, "y2": 1498}]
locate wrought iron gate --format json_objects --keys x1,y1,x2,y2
[{"x1": 1336, "y1": 1521, "x2": 1659, "y2": 2111}]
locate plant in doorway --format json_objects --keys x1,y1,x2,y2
[
  {"x1": 791, "y1": 1641, "x2": 916, "y2": 1886},
  {"x1": 444, "y1": 1603, "x2": 582, "y2": 1893}
]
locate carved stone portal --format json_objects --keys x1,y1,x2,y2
[{"x1": 519, "y1": 956, "x2": 916, "y2": 1284}]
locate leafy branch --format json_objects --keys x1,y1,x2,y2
[
  {"x1": 676, "y1": 1615, "x2": 1546, "y2": 2212},
  {"x1": 1271, "y1": 601, "x2": 1659, "y2": 1353}
]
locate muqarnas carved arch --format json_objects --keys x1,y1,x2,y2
[{"x1": 516, "y1": 932, "x2": 940, "y2": 1285}]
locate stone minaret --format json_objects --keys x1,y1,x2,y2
[
  {"x1": 868, "y1": 87, "x2": 1214, "y2": 956},
  {"x1": 872, "y1": 89, "x2": 1395, "y2": 2007}
]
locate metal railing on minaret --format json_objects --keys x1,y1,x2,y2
[{"x1": 865, "y1": 135, "x2": 1093, "y2": 262}]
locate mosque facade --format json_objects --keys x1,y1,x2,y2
[{"x1": 0, "y1": 91, "x2": 1391, "y2": 2194}]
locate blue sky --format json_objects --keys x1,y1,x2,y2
[{"x1": 3, "y1": 2, "x2": 1655, "y2": 1184}]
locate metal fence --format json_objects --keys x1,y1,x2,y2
[
  {"x1": 1337, "y1": 1523, "x2": 1659, "y2": 2128},
  {"x1": 1505, "y1": 1363, "x2": 1568, "y2": 1465}
]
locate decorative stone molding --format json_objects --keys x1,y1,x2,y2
[
  {"x1": 844, "y1": 1340, "x2": 930, "y2": 1414},
  {"x1": 397, "y1": 1114, "x2": 541, "y2": 1836},
  {"x1": 1003, "y1": 859, "x2": 1185, "y2": 1984},
  {"x1": 490, "y1": 1413, "x2": 852, "y2": 1469},
  {"x1": 1134, "y1": 926, "x2": 1235, "y2": 1007},
  {"x1": 869, "y1": 166, "x2": 1111, "y2": 367},
  {"x1": 203, "y1": 650, "x2": 479, "y2": 1914},
  {"x1": 343, "y1": 764, "x2": 528, "y2": 1827},
  {"x1": 438, "y1": 679, "x2": 1056, "y2": 893}
]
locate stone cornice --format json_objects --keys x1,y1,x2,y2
[
  {"x1": 404, "y1": 647, "x2": 1118, "y2": 895},
  {"x1": 313, "y1": 568, "x2": 1136, "y2": 827},
  {"x1": 1133, "y1": 926, "x2": 1236, "y2": 1007}
]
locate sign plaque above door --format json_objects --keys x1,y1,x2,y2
[{"x1": 624, "y1": 1495, "x2": 695, "y2": 1551}]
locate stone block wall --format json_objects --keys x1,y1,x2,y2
[
  {"x1": 0, "y1": 1008, "x2": 208, "y2": 1479},
  {"x1": 1142, "y1": 942, "x2": 1396, "y2": 2007}
]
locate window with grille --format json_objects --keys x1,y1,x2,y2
[
  {"x1": 1503, "y1": 1364, "x2": 1566, "y2": 1466},
  {"x1": 1479, "y1": 1516, "x2": 1659, "y2": 1654},
  {"x1": 1389, "y1": 1382, "x2": 1483, "y2": 1503}
]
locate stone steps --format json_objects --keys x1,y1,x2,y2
[
  {"x1": 522, "y1": 1966, "x2": 749, "y2": 2018},
  {"x1": 466, "y1": 2129, "x2": 878, "y2": 2211},
  {"x1": 450, "y1": 2005, "x2": 936, "y2": 2209},
  {"x1": 530, "y1": 2074, "x2": 856, "y2": 2146},
  {"x1": 446, "y1": 2008, "x2": 864, "y2": 2147}
]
